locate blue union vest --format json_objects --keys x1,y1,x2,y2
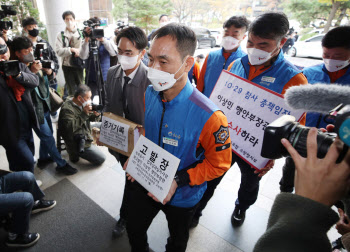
[
  {"x1": 203, "y1": 47, "x2": 246, "y2": 97},
  {"x1": 145, "y1": 81, "x2": 219, "y2": 208},
  {"x1": 229, "y1": 50, "x2": 301, "y2": 94}
]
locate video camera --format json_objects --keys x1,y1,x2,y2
[
  {"x1": 0, "y1": 5, "x2": 16, "y2": 30},
  {"x1": 0, "y1": 60, "x2": 20, "y2": 77},
  {"x1": 82, "y1": 20, "x2": 104, "y2": 39},
  {"x1": 261, "y1": 105, "x2": 350, "y2": 163},
  {"x1": 34, "y1": 43, "x2": 55, "y2": 69},
  {"x1": 116, "y1": 20, "x2": 128, "y2": 30},
  {"x1": 91, "y1": 103, "x2": 104, "y2": 112}
]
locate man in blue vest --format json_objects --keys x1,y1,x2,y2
[
  {"x1": 125, "y1": 23, "x2": 232, "y2": 252},
  {"x1": 196, "y1": 16, "x2": 250, "y2": 97},
  {"x1": 80, "y1": 17, "x2": 117, "y2": 100},
  {"x1": 279, "y1": 26, "x2": 350, "y2": 195},
  {"x1": 192, "y1": 12, "x2": 308, "y2": 228}
]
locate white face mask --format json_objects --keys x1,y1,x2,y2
[
  {"x1": 324, "y1": 58, "x2": 350, "y2": 72},
  {"x1": 148, "y1": 57, "x2": 188, "y2": 92},
  {"x1": 81, "y1": 98, "x2": 91, "y2": 108},
  {"x1": 65, "y1": 20, "x2": 75, "y2": 30},
  {"x1": 221, "y1": 36, "x2": 239, "y2": 51},
  {"x1": 247, "y1": 47, "x2": 275, "y2": 65},
  {"x1": 118, "y1": 54, "x2": 139, "y2": 70}
]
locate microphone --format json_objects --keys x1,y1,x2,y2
[{"x1": 285, "y1": 84, "x2": 350, "y2": 113}]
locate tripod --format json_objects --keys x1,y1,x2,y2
[{"x1": 85, "y1": 38, "x2": 106, "y2": 106}]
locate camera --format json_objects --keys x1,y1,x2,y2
[
  {"x1": 0, "y1": 5, "x2": 16, "y2": 30},
  {"x1": 82, "y1": 20, "x2": 104, "y2": 39},
  {"x1": 117, "y1": 20, "x2": 128, "y2": 30},
  {"x1": 34, "y1": 43, "x2": 55, "y2": 69},
  {"x1": 261, "y1": 104, "x2": 350, "y2": 162},
  {"x1": 0, "y1": 60, "x2": 20, "y2": 77},
  {"x1": 74, "y1": 134, "x2": 86, "y2": 153},
  {"x1": 91, "y1": 103, "x2": 104, "y2": 112}
]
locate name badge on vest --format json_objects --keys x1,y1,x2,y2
[
  {"x1": 260, "y1": 76, "x2": 276, "y2": 86},
  {"x1": 163, "y1": 137, "x2": 178, "y2": 147}
]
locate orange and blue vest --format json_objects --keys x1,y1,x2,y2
[
  {"x1": 145, "y1": 81, "x2": 219, "y2": 208},
  {"x1": 304, "y1": 63, "x2": 350, "y2": 128},
  {"x1": 203, "y1": 47, "x2": 246, "y2": 97},
  {"x1": 229, "y1": 51, "x2": 301, "y2": 94}
]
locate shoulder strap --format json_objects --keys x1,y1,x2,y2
[
  {"x1": 61, "y1": 31, "x2": 66, "y2": 47},
  {"x1": 34, "y1": 75, "x2": 50, "y2": 100}
]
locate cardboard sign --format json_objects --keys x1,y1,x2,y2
[
  {"x1": 210, "y1": 70, "x2": 305, "y2": 170},
  {"x1": 126, "y1": 135, "x2": 180, "y2": 203},
  {"x1": 99, "y1": 113, "x2": 142, "y2": 156}
]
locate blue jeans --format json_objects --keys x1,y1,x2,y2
[
  {"x1": 0, "y1": 172, "x2": 45, "y2": 234},
  {"x1": 34, "y1": 112, "x2": 66, "y2": 167},
  {"x1": 5, "y1": 128, "x2": 35, "y2": 173}
]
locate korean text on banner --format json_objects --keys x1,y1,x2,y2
[
  {"x1": 100, "y1": 116, "x2": 130, "y2": 153},
  {"x1": 210, "y1": 70, "x2": 305, "y2": 170},
  {"x1": 126, "y1": 135, "x2": 180, "y2": 203}
]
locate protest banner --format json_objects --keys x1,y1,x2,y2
[
  {"x1": 126, "y1": 135, "x2": 180, "y2": 203},
  {"x1": 210, "y1": 70, "x2": 305, "y2": 170},
  {"x1": 99, "y1": 112, "x2": 142, "y2": 156}
]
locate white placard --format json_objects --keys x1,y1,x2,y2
[
  {"x1": 126, "y1": 135, "x2": 180, "y2": 203},
  {"x1": 100, "y1": 116, "x2": 130, "y2": 153},
  {"x1": 210, "y1": 70, "x2": 305, "y2": 170}
]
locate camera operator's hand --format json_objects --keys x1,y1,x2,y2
[
  {"x1": 93, "y1": 111, "x2": 100, "y2": 117},
  {"x1": 96, "y1": 37, "x2": 104, "y2": 42},
  {"x1": 42, "y1": 68, "x2": 53, "y2": 76},
  {"x1": 84, "y1": 27, "x2": 92, "y2": 42},
  {"x1": 83, "y1": 103, "x2": 92, "y2": 115},
  {"x1": 255, "y1": 159, "x2": 275, "y2": 177},
  {"x1": 336, "y1": 208, "x2": 350, "y2": 235},
  {"x1": 30, "y1": 60, "x2": 42, "y2": 74},
  {"x1": 70, "y1": 48, "x2": 80, "y2": 57},
  {"x1": 281, "y1": 127, "x2": 350, "y2": 207}
]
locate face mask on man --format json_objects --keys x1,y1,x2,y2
[
  {"x1": 118, "y1": 54, "x2": 139, "y2": 70},
  {"x1": 65, "y1": 20, "x2": 75, "y2": 30},
  {"x1": 148, "y1": 57, "x2": 188, "y2": 92},
  {"x1": 247, "y1": 47, "x2": 279, "y2": 65},
  {"x1": 80, "y1": 97, "x2": 91, "y2": 108},
  {"x1": 323, "y1": 58, "x2": 350, "y2": 72},
  {"x1": 22, "y1": 51, "x2": 34, "y2": 63},
  {"x1": 28, "y1": 28, "x2": 39, "y2": 37},
  {"x1": 221, "y1": 36, "x2": 239, "y2": 51}
]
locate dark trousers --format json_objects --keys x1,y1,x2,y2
[
  {"x1": 109, "y1": 150, "x2": 130, "y2": 220},
  {"x1": 194, "y1": 153, "x2": 261, "y2": 218},
  {"x1": 279, "y1": 156, "x2": 295, "y2": 192},
  {"x1": 126, "y1": 183, "x2": 198, "y2": 252},
  {"x1": 0, "y1": 172, "x2": 45, "y2": 234},
  {"x1": 5, "y1": 129, "x2": 35, "y2": 173},
  {"x1": 62, "y1": 65, "x2": 84, "y2": 96}
]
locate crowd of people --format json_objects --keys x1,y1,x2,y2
[{"x1": 0, "y1": 7, "x2": 350, "y2": 252}]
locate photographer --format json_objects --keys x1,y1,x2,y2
[
  {"x1": 55, "y1": 10, "x2": 84, "y2": 96},
  {"x1": 0, "y1": 36, "x2": 39, "y2": 173},
  {"x1": 12, "y1": 36, "x2": 77, "y2": 175},
  {"x1": 79, "y1": 17, "x2": 117, "y2": 99},
  {"x1": 22, "y1": 17, "x2": 60, "y2": 122},
  {"x1": 254, "y1": 128, "x2": 350, "y2": 252},
  {"x1": 58, "y1": 84, "x2": 106, "y2": 166}
]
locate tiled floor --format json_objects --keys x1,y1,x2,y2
[{"x1": 0, "y1": 121, "x2": 340, "y2": 252}]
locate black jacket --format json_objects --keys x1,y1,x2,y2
[{"x1": 0, "y1": 63, "x2": 39, "y2": 147}]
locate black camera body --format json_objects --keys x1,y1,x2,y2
[
  {"x1": 74, "y1": 134, "x2": 86, "y2": 153},
  {"x1": 0, "y1": 60, "x2": 20, "y2": 77},
  {"x1": 82, "y1": 20, "x2": 104, "y2": 39},
  {"x1": 91, "y1": 103, "x2": 104, "y2": 112},
  {"x1": 0, "y1": 5, "x2": 16, "y2": 30},
  {"x1": 34, "y1": 43, "x2": 55, "y2": 69}
]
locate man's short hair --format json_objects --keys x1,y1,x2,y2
[
  {"x1": 159, "y1": 14, "x2": 168, "y2": 21},
  {"x1": 62, "y1": 11, "x2": 75, "y2": 20},
  {"x1": 152, "y1": 23, "x2": 196, "y2": 60},
  {"x1": 322, "y1": 26, "x2": 350, "y2": 50},
  {"x1": 196, "y1": 54, "x2": 204, "y2": 59},
  {"x1": 74, "y1": 84, "x2": 91, "y2": 98},
  {"x1": 11, "y1": 36, "x2": 33, "y2": 52},
  {"x1": 223, "y1": 16, "x2": 250, "y2": 32},
  {"x1": 116, "y1": 27, "x2": 148, "y2": 51},
  {"x1": 249, "y1": 12, "x2": 289, "y2": 42},
  {"x1": 22, "y1": 17, "x2": 37, "y2": 28}
]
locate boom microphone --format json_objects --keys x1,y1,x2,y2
[{"x1": 285, "y1": 84, "x2": 350, "y2": 113}]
